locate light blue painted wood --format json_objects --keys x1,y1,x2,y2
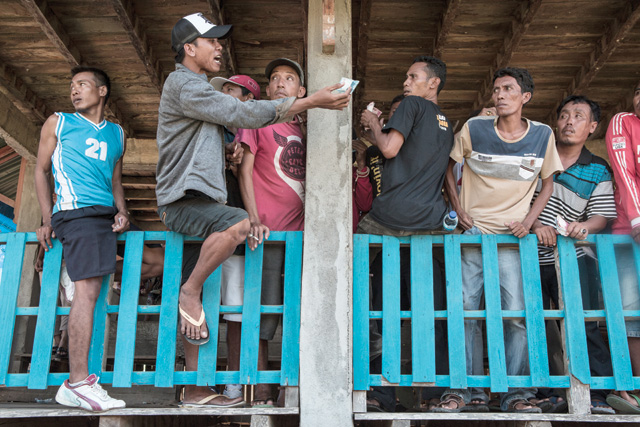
[
  {"x1": 382, "y1": 235, "x2": 401, "y2": 384},
  {"x1": 410, "y1": 235, "x2": 435, "y2": 383},
  {"x1": 557, "y1": 236, "x2": 591, "y2": 384},
  {"x1": 155, "y1": 233, "x2": 184, "y2": 387},
  {"x1": 444, "y1": 234, "x2": 467, "y2": 389},
  {"x1": 353, "y1": 234, "x2": 370, "y2": 391},
  {"x1": 239, "y1": 242, "x2": 263, "y2": 385},
  {"x1": 113, "y1": 232, "x2": 144, "y2": 387},
  {"x1": 480, "y1": 235, "x2": 508, "y2": 392},
  {"x1": 0, "y1": 233, "x2": 27, "y2": 385},
  {"x1": 596, "y1": 235, "x2": 634, "y2": 390},
  {"x1": 28, "y1": 241, "x2": 63, "y2": 389},
  {"x1": 280, "y1": 232, "x2": 303, "y2": 386},
  {"x1": 519, "y1": 235, "x2": 550, "y2": 387},
  {"x1": 197, "y1": 267, "x2": 222, "y2": 387},
  {"x1": 87, "y1": 274, "x2": 111, "y2": 377}
]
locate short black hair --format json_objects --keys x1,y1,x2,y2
[
  {"x1": 391, "y1": 94, "x2": 405, "y2": 105},
  {"x1": 493, "y1": 67, "x2": 534, "y2": 101},
  {"x1": 556, "y1": 95, "x2": 601, "y2": 123},
  {"x1": 71, "y1": 66, "x2": 111, "y2": 105},
  {"x1": 413, "y1": 56, "x2": 447, "y2": 94},
  {"x1": 175, "y1": 38, "x2": 199, "y2": 64},
  {"x1": 240, "y1": 86, "x2": 252, "y2": 98}
]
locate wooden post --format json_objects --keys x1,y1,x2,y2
[{"x1": 555, "y1": 245, "x2": 591, "y2": 415}]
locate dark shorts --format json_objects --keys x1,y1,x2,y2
[
  {"x1": 51, "y1": 205, "x2": 118, "y2": 282},
  {"x1": 157, "y1": 191, "x2": 248, "y2": 239}
]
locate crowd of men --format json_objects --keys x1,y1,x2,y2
[{"x1": 32, "y1": 11, "x2": 640, "y2": 414}]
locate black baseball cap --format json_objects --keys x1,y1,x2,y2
[
  {"x1": 171, "y1": 13, "x2": 233, "y2": 53},
  {"x1": 265, "y1": 58, "x2": 304, "y2": 86}
]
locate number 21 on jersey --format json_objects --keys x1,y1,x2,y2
[{"x1": 85, "y1": 138, "x2": 108, "y2": 161}]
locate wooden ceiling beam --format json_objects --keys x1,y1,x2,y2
[
  {"x1": 0, "y1": 90, "x2": 40, "y2": 160},
  {"x1": 0, "y1": 192, "x2": 15, "y2": 208},
  {"x1": 0, "y1": 64, "x2": 50, "y2": 124},
  {"x1": 109, "y1": 0, "x2": 164, "y2": 94},
  {"x1": 206, "y1": 0, "x2": 238, "y2": 75},
  {"x1": 19, "y1": 0, "x2": 134, "y2": 137},
  {"x1": 545, "y1": 1, "x2": 640, "y2": 125},
  {"x1": 433, "y1": 0, "x2": 462, "y2": 58},
  {"x1": 472, "y1": 0, "x2": 542, "y2": 111},
  {"x1": 0, "y1": 147, "x2": 20, "y2": 166},
  {"x1": 354, "y1": 0, "x2": 372, "y2": 114}
]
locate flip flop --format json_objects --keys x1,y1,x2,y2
[
  {"x1": 548, "y1": 396, "x2": 567, "y2": 413},
  {"x1": 431, "y1": 394, "x2": 464, "y2": 413},
  {"x1": 591, "y1": 396, "x2": 615, "y2": 415},
  {"x1": 460, "y1": 399, "x2": 489, "y2": 412},
  {"x1": 505, "y1": 398, "x2": 542, "y2": 413},
  {"x1": 179, "y1": 304, "x2": 209, "y2": 346},
  {"x1": 606, "y1": 393, "x2": 640, "y2": 414},
  {"x1": 180, "y1": 394, "x2": 245, "y2": 408}
]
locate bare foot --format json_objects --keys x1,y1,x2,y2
[{"x1": 179, "y1": 284, "x2": 208, "y2": 340}]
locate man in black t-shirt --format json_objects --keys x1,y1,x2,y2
[
  {"x1": 359, "y1": 57, "x2": 453, "y2": 234},
  {"x1": 358, "y1": 56, "x2": 453, "y2": 412}
]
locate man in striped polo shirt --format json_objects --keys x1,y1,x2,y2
[{"x1": 532, "y1": 95, "x2": 616, "y2": 414}]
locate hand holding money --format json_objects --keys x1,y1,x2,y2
[{"x1": 334, "y1": 77, "x2": 359, "y2": 93}]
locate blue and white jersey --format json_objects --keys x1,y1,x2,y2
[{"x1": 52, "y1": 112, "x2": 124, "y2": 213}]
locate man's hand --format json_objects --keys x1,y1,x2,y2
[
  {"x1": 35, "y1": 246, "x2": 44, "y2": 272},
  {"x1": 248, "y1": 220, "x2": 270, "y2": 251},
  {"x1": 112, "y1": 211, "x2": 130, "y2": 233},
  {"x1": 226, "y1": 141, "x2": 243, "y2": 165},
  {"x1": 36, "y1": 223, "x2": 55, "y2": 251},
  {"x1": 566, "y1": 221, "x2": 589, "y2": 240},
  {"x1": 632, "y1": 226, "x2": 640, "y2": 244},
  {"x1": 307, "y1": 84, "x2": 351, "y2": 110},
  {"x1": 506, "y1": 220, "x2": 530, "y2": 238},
  {"x1": 533, "y1": 224, "x2": 557, "y2": 247},
  {"x1": 360, "y1": 109, "x2": 381, "y2": 133},
  {"x1": 353, "y1": 139, "x2": 368, "y2": 170},
  {"x1": 457, "y1": 209, "x2": 474, "y2": 230}
]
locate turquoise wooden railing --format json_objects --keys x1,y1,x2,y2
[
  {"x1": 0, "y1": 231, "x2": 302, "y2": 390},
  {"x1": 353, "y1": 234, "x2": 640, "y2": 393}
]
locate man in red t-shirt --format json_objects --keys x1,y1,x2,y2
[
  {"x1": 237, "y1": 58, "x2": 307, "y2": 407},
  {"x1": 604, "y1": 80, "x2": 640, "y2": 413}
]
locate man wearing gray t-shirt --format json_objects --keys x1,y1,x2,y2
[{"x1": 157, "y1": 12, "x2": 350, "y2": 407}]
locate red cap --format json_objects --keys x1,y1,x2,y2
[{"x1": 210, "y1": 75, "x2": 261, "y2": 100}]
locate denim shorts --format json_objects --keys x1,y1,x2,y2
[{"x1": 617, "y1": 246, "x2": 640, "y2": 337}]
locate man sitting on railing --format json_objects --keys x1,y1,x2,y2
[
  {"x1": 156, "y1": 14, "x2": 350, "y2": 407},
  {"x1": 531, "y1": 95, "x2": 616, "y2": 414},
  {"x1": 34, "y1": 66, "x2": 129, "y2": 411},
  {"x1": 358, "y1": 56, "x2": 454, "y2": 412},
  {"x1": 440, "y1": 67, "x2": 563, "y2": 413},
  {"x1": 605, "y1": 79, "x2": 640, "y2": 414}
]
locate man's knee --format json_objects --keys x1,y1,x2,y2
[{"x1": 226, "y1": 219, "x2": 250, "y2": 246}]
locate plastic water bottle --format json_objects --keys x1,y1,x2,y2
[{"x1": 443, "y1": 211, "x2": 458, "y2": 232}]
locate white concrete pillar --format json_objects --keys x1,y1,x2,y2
[{"x1": 299, "y1": 0, "x2": 353, "y2": 426}]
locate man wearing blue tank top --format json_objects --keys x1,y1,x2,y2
[{"x1": 35, "y1": 67, "x2": 129, "y2": 412}]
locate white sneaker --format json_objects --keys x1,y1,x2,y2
[
  {"x1": 55, "y1": 374, "x2": 125, "y2": 412},
  {"x1": 60, "y1": 265, "x2": 75, "y2": 303},
  {"x1": 223, "y1": 383, "x2": 243, "y2": 400}
]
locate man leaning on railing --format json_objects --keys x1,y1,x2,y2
[
  {"x1": 605, "y1": 79, "x2": 640, "y2": 414},
  {"x1": 439, "y1": 67, "x2": 564, "y2": 413},
  {"x1": 531, "y1": 95, "x2": 616, "y2": 414},
  {"x1": 357, "y1": 55, "x2": 454, "y2": 412}
]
